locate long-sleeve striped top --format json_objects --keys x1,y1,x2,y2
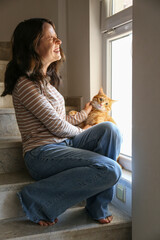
[{"x1": 12, "y1": 77, "x2": 88, "y2": 155}]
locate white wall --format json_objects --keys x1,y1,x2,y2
[
  {"x1": 0, "y1": 0, "x2": 58, "y2": 41},
  {"x1": 67, "y1": 0, "x2": 102, "y2": 106},
  {"x1": 132, "y1": 0, "x2": 160, "y2": 239},
  {"x1": 57, "y1": 0, "x2": 68, "y2": 96},
  {"x1": 89, "y1": 0, "x2": 102, "y2": 99},
  {"x1": 67, "y1": 0, "x2": 90, "y2": 106}
]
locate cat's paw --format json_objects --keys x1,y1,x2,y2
[
  {"x1": 69, "y1": 110, "x2": 78, "y2": 116},
  {"x1": 117, "y1": 156, "x2": 123, "y2": 168}
]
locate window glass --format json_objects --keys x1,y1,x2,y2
[
  {"x1": 110, "y1": 33, "x2": 132, "y2": 157},
  {"x1": 112, "y1": 0, "x2": 133, "y2": 15}
]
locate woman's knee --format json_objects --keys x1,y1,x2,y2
[
  {"x1": 102, "y1": 122, "x2": 121, "y2": 135},
  {"x1": 99, "y1": 122, "x2": 122, "y2": 144},
  {"x1": 111, "y1": 161, "x2": 122, "y2": 184},
  {"x1": 93, "y1": 158, "x2": 122, "y2": 186},
  {"x1": 107, "y1": 162, "x2": 122, "y2": 187}
]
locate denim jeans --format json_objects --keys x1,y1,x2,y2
[{"x1": 18, "y1": 122, "x2": 122, "y2": 223}]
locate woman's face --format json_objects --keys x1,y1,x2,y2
[{"x1": 36, "y1": 22, "x2": 62, "y2": 68}]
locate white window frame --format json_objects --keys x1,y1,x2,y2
[
  {"x1": 101, "y1": 0, "x2": 132, "y2": 33},
  {"x1": 101, "y1": 0, "x2": 132, "y2": 171}
]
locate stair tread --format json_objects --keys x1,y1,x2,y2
[{"x1": 0, "y1": 205, "x2": 131, "y2": 240}]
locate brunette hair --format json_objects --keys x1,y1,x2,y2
[{"x1": 1, "y1": 18, "x2": 65, "y2": 96}]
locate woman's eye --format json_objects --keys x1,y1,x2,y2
[
  {"x1": 106, "y1": 103, "x2": 108, "y2": 105},
  {"x1": 49, "y1": 37, "x2": 56, "y2": 41}
]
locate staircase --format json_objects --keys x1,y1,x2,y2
[{"x1": 0, "y1": 59, "x2": 132, "y2": 240}]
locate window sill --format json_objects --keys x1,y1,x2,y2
[{"x1": 118, "y1": 154, "x2": 132, "y2": 172}]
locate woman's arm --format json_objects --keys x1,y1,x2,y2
[
  {"x1": 66, "y1": 110, "x2": 87, "y2": 125},
  {"x1": 17, "y1": 78, "x2": 84, "y2": 137},
  {"x1": 66, "y1": 102, "x2": 92, "y2": 125}
]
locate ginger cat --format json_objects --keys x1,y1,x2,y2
[
  {"x1": 69, "y1": 88, "x2": 117, "y2": 128},
  {"x1": 69, "y1": 88, "x2": 122, "y2": 167}
]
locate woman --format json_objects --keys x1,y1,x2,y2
[{"x1": 1, "y1": 18, "x2": 122, "y2": 226}]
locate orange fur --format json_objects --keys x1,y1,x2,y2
[
  {"x1": 69, "y1": 88, "x2": 117, "y2": 127},
  {"x1": 69, "y1": 89, "x2": 121, "y2": 166}
]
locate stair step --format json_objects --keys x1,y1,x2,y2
[
  {"x1": 0, "y1": 171, "x2": 86, "y2": 221},
  {"x1": 0, "y1": 83, "x2": 13, "y2": 108},
  {"x1": 0, "y1": 139, "x2": 24, "y2": 174},
  {"x1": 0, "y1": 108, "x2": 20, "y2": 137},
  {"x1": 0, "y1": 60, "x2": 8, "y2": 82},
  {"x1": 0, "y1": 171, "x2": 33, "y2": 220},
  {"x1": 0, "y1": 205, "x2": 131, "y2": 240}
]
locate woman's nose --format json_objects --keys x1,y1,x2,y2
[{"x1": 55, "y1": 38, "x2": 62, "y2": 45}]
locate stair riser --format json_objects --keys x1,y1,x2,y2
[
  {"x1": 0, "y1": 112, "x2": 20, "y2": 137},
  {"x1": 0, "y1": 60, "x2": 8, "y2": 82},
  {"x1": 9, "y1": 224, "x2": 132, "y2": 240},
  {"x1": 0, "y1": 95, "x2": 13, "y2": 108},
  {"x1": 55, "y1": 226, "x2": 131, "y2": 240},
  {"x1": 0, "y1": 83, "x2": 14, "y2": 108},
  {"x1": 0, "y1": 146, "x2": 24, "y2": 173},
  {"x1": 52, "y1": 226, "x2": 131, "y2": 240},
  {"x1": 0, "y1": 187, "x2": 25, "y2": 220}
]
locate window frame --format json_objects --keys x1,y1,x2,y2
[
  {"x1": 101, "y1": 0, "x2": 132, "y2": 33},
  {"x1": 101, "y1": 0, "x2": 133, "y2": 171}
]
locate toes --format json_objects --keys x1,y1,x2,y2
[
  {"x1": 38, "y1": 220, "x2": 56, "y2": 226},
  {"x1": 108, "y1": 216, "x2": 113, "y2": 222},
  {"x1": 98, "y1": 218, "x2": 109, "y2": 224},
  {"x1": 46, "y1": 221, "x2": 55, "y2": 226},
  {"x1": 38, "y1": 221, "x2": 48, "y2": 226},
  {"x1": 98, "y1": 215, "x2": 113, "y2": 224}
]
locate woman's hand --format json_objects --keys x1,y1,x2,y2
[{"x1": 84, "y1": 101, "x2": 92, "y2": 115}]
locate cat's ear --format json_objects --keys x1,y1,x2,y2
[
  {"x1": 108, "y1": 97, "x2": 117, "y2": 104},
  {"x1": 111, "y1": 99, "x2": 118, "y2": 104},
  {"x1": 98, "y1": 88, "x2": 105, "y2": 95}
]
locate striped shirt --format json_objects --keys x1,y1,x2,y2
[{"x1": 12, "y1": 77, "x2": 88, "y2": 155}]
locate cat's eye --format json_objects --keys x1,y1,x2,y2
[
  {"x1": 106, "y1": 103, "x2": 108, "y2": 105},
  {"x1": 100, "y1": 98, "x2": 103, "y2": 101}
]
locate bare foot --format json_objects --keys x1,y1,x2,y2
[
  {"x1": 98, "y1": 215, "x2": 113, "y2": 224},
  {"x1": 38, "y1": 218, "x2": 58, "y2": 226}
]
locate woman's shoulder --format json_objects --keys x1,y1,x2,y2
[
  {"x1": 17, "y1": 76, "x2": 33, "y2": 85},
  {"x1": 16, "y1": 77, "x2": 40, "y2": 89},
  {"x1": 13, "y1": 77, "x2": 41, "y2": 96}
]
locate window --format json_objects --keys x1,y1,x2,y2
[
  {"x1": 110, "y1": 33, "x2": 132, "y2": 157},
  {"x1": 110, "y1": 0, "x2": 133, "y2": 16},
  {"x1": 101, "y1": 0, "x2": 132, "y2": 170}
]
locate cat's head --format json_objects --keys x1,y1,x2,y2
[{"x1": 91, "y1": 88, "x2": 116, "y2": 112}]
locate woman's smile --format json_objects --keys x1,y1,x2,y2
[{"x1": 54, "y1": 47, "x2": 60, "y2": 53}]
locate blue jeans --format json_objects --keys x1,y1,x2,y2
[{"x1": 18, "y1": 122, "x2": 122, "y2": 223}]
